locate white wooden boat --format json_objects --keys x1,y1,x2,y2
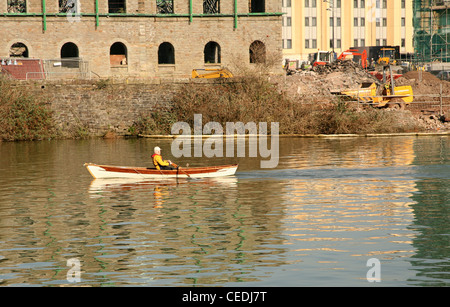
[{"x1": 84, "y1": 163, "x2": 238, "y2": 179}]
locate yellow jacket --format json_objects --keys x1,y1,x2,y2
[{"x1": 152, "y1": 154, "x2": 170, "y2": 170}]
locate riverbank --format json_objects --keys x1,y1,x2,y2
[{"x1": 1, "y1": 75, "x2": 449, "y2": 142}]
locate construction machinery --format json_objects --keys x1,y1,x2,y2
[
  {"x1": 333, "y1": 65, "x2": 413, "y2": 109},
  {"x1": 312, "y1": 50, "x2": 335, "y2": 67},
  {"x1": 337, "y1": 49, "x2": 368, "y2": 69},
  {"x1": 192, "y1": 68, "x2": 233, "y2": 79},
  {"x1": 377, "y1": 47, "x2": 397, "y2": 66}
]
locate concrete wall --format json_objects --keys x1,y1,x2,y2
[{"x1": 1, "y1": 0, "x2": 282, "y2": 78}]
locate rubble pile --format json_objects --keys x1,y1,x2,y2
[{"x1": 279, "y1": 59, "x2": 379, "y2": 102}]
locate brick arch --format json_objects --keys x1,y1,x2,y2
[
  {"x1": 109, "y1": 39, "x2": 129, "y2": 66},
  {"x1": 5, "y1": 39, "x2": 33, "y2": 58},
  {"x1": 158, "y1": 42, "x2": 175, "y2": 64},
  {"x1": 204, "y1": 41, "x2": 221, "y2": 64},
  {"x1": 58, "y1": 40, "x2": 82, "y2": 58},
  {"x1": 249, "y1": 40, "x2": 266, "y2": 64}
]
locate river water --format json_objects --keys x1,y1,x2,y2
[{"x1": 0, "y1": 136, "x2": 448, "y2": 287}]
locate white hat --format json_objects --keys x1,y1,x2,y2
[{"x1": 154, "y1": 146, "x2": 161, "y2": 152}]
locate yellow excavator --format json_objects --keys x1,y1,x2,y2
[
  {"x1": 333, "y1": 66, "x2": 413, "y2": 109},
  {"x1": 377, "y1": 48, "x2": 397, "y2": 66},
  {"x1": 191, "y1": 68, "x2": 233, "y2": 79},
  {"x1": 337, "y1": 82, "x2": 413, "y2": 109}
]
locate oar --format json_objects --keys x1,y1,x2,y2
[{"x1": 171, "y1": 162, "x2": 191, "y2": 178}]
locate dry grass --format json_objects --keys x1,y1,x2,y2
[{"x1": 0, "y1": 77, "x2": 56, "y2": 141}]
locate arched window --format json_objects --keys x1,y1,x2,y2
[
  {"x1": 61, "y1": 42, "x2": 79, "y2": 68},
  {"x1": 249, "y1": 0, "x2": 265, "y2": 13},
  {"x1": 204, "y1": 42, "x2": 221, "y2": 64},
  {"x1": 110, "y1": 42, "x2": 127, "y2": 66},
  {"x1": 249, "y1": 40, "x2": 266, "y2": 64},
  {"x1": 61, "y1": 42, "x2": 79, "y2": 58},
  {"x1": 9, "y1": 42, "x2": 29, "y2": 58},
  {"x1": 158, "y1": 42, "x2": 175, "y2": 64}
]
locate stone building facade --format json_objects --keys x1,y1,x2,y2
[{"x1": 0, "y1": 0, "x2": 282, "y2": 79}]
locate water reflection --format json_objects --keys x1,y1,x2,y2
[{"x1": 0, "y1": 137, "x2": 449, "y2": 286}]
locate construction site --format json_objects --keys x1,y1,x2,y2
[{"x1": 279, "y1": 44, "x2": 450, "y2": 132}]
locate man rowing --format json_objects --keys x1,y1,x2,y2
[{"x1": 152, "y1": 146, "x2": 175, "y2": 170}]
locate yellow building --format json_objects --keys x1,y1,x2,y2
[{"x1": 282, "y1": 0, "x2": 414, "y2": 62}]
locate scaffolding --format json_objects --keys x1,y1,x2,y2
[{"x1": 413, "y1": 0, "x2": 450, "y2": 63}]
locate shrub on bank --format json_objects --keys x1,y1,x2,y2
[
  {"x1": 0, "y1": 77, "x2": 56, "y2": 141},
  {"x1": 166, "y1": 76, "x2": 421, "y2": 135}
]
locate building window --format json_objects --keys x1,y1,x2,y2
[
  {"x1": 354, "y1": 39, "x2": 358, "y2": 47},
  {"x1": 249, "y1": 41, "x2": 266, "y2": 64},
  {"x1": 158, "y1": 42, "x2": 175, "y2": 64},
  {"x1": 60, "y1": 42, "x2": 79, "y2": 68},
  {"x1": 312, "y1": 17, "x2": 317, "y2": 27},
  {"x1": 7, "y1": 0, "x2": 26, "y2": 12},
  {"x1": 110, "y1": 42, "x2": 127, "y2": 66},
  {"x1": 285, "y1": 39, "x2": 292, "y2": 49},
  {"x1": 305, "y1": 39, "x2": 310, "y2": 49},
  {"x1": 59, "y1": 0, "x2": 79, "y2": 13},
  {"x1": 305, "y1": 17, "x2": 310, "y2": 27},
  {"x1": 354, "y1": 18, "x2": 358, "y2": 27},
  {"x1": 401, "y1": 17, "x2": 405, "y2": 27},
  {"x1": 286, "y1": 17, "x2": 291, "y2": 26},
  {"x1": 109, "y1": 0, "x2": 126, "y2": 13},
  {"x1": 360, "y1": 39, "x2": 365, "y2": 47},
  {"x1": 204, "y1": 0, "x2": 220, "y2": 14},
  {"x1": 9, "y1": 42, "x2": 29, "y2": 58},
  {"x1": 312, "y1": 39, "x2": 317, "y2": 49},
  {"x1": 61, "y1": 42, "x2": 79, "y2": 58},
  {"x1": 361, "y1": 17, "x2": 365, "y2": 27},
  {"x1": 250, "y1": 0, "x2": 265, "y2": 13},
  {"x1": 156, "y1": 0, "x2": 174, "y2": 14},
  {"x1": 204, "y1": 42, "x2": 221, "y2": 64}
]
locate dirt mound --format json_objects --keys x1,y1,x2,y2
[{"x1": 402, "y1": 71, "x2": 440, "y2": 82}]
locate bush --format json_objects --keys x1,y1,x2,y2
[
  {"x1": 0, "y1": 77, "x2": 56, "y2": 141},
  {"x1": 168, "y1": 76, "x2": 420, "y2": 135}
]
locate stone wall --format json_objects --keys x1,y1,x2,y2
[
  {"x1": 27, "y1": 80, "x2": 183, "y2": 136},
  {"x1": 0, "y1": 0, "x2": 282, "y2": 78}
]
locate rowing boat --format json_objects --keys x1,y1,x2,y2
[{"x1": 84, "y1": 163, "x2": 238, "y2": 179}]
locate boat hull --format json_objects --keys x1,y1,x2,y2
[{"x1": 84, "y1": 163, "x2": 238, "y2": 179}]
